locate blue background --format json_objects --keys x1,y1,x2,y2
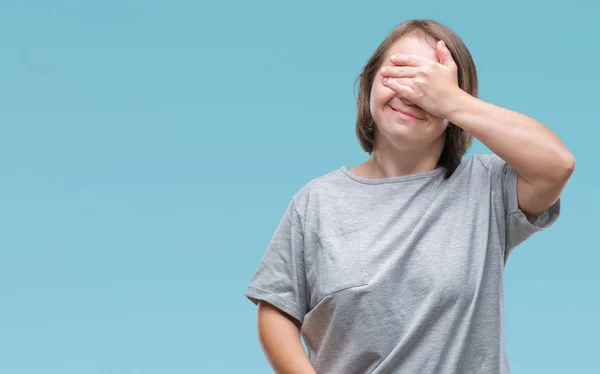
[{"x1": 1, "y1": 1, "x2": 597, "y2": 373}]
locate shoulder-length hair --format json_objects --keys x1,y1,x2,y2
[{"x1": 354, "y1": 19, "x2": 478, "y2": 178}]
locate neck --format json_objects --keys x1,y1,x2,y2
[{"x1": 366, "y1": 133, "x2": 445, "y2": 178}]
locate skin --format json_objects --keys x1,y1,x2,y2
[
  {"x1": 256, "y1": 301, "x2": 316, "y2": 374},
  {"x1": 352, "y1": 33, "x2": 575, "y2": 219}
]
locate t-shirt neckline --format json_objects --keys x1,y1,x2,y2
[{"x1": 339, "y1": 165, "x2": 445, "y2": 185}]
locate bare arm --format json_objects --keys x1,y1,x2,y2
[
  {"x1": 446, "y1": 92, "x2": 574, "y2": 218},
  {"x1": 257, "y1": 301, "x2": 316, "y2": 374}
]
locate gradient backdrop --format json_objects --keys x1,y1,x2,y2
[{"x1": 1, "y1": 1, "x2": 597, "y2": 373}]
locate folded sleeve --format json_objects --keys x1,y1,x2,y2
[
  {"x1": 244, "y1": 197, "x2": 309, "y2": 325},
  {"x1": 480, "y1": 153, "x2": 561, "y2": 262}
]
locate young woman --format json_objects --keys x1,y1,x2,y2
[{"x1": 244, "y1": 19, "x2": 574, "y2": 374}]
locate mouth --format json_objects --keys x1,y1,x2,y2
[{"x1": 390, "y1": 105, "x2": 421, "y2": 120}]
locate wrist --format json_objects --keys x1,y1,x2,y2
[{"x1": 444, "y1": 88, "x2": 474, "y2": 126}]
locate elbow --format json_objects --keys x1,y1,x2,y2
[
  {"x1": 558, "y1": 152, "x2": 576, "y2": 181},
  {"x1": 544, "y1": 147, "x2": 575, "y2": 183},
  {"x1": 536, "y1": 151, "x2": 575, "y2": 187}
]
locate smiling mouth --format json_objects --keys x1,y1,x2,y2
[{"x1": 390, "y1": 105, "x2": 420, "y2": 120}]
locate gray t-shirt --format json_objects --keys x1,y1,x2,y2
[{"x1": 244, "y1": 153, "x2": 560, "y2": 373}]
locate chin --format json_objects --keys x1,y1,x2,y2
[{"x1": 376, "y1": 121, "x2": 419, "y2": 143}]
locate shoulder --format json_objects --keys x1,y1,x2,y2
[
  {"x1": 470, "y1": 153, "x2": 507, "y2": 173},
  {"x1": 451, "y1": 153, "x2": 508, "y2": 179},
  {"x1": 290, "y1": 167, "x2": 346, "y2": 207},
  {"x1": 441, "y1": 153, "x2": 509, "y2": 197},
  {"x1": 442, "y1": 153, "x2": 492, "y2": 179}
]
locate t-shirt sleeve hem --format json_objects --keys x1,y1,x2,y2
[
  {"x1": 504, "y1": 158, "x2": 561, "y2": 232},
  {"x1": 244, "y1": 285, "x2": 305, "y2": 325}
]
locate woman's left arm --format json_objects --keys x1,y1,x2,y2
[{"x1": 446, "y1": 93, "x2": 576, "y2": 219}]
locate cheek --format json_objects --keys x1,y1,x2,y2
[{"x1": 370, "y1": 80, "x2": 396, "y2": 109}]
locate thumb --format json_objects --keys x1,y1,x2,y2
[{"x1": 436, "y1": 40, "x2": 454, "y2": 67}]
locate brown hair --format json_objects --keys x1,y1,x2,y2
[{"x1": 354, "y1": 19, "x2": 478, "y2": 178}]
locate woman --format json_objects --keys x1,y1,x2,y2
[{"x1": 244, "y1": 19, "x2": 574, "y2": 374}]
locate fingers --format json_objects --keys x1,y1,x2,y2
[
  {"x1": 390, "y1": 54, "x2": 429, "y2": 67},
  {"x1": 380, "y1": 66, "x2": 419, "y2": 79},
  {"x1": 382, "y1": 77, "x2": 415, "y2": 100}
]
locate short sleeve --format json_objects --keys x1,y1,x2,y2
[
  {"x1": 479, "y1": 153, "x2": 561, "y2": 262},
  {"x1": 244, "y1": 198, "x2": 309, "y2": 325}
]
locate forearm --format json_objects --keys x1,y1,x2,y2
[
  {"x1": 446, "y1": 90, "x2": 575, "y2": 184},
  {"x1": 257, "y1": 301, "x2": 316, "y2": 374}
]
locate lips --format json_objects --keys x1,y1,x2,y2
[{"x1": 390, "y1": 105, "x2": 421, "y2": 119}]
